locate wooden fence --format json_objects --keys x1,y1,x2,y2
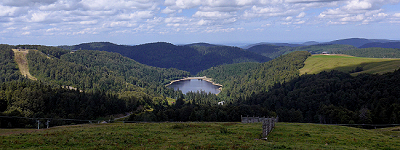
[{"x1": 241, "y1": 115, "x2": 278, "y2": 139}]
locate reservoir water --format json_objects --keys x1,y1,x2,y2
[{"x1": 168, "y1": 79, "x2": 221, "y2": 94}]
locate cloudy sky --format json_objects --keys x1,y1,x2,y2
[{"x1": 1, "y1": 0, "x2": 400, "y2": 46}]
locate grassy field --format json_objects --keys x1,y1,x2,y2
[
  {"x1": 299, "y1": 54, "x2": 400, "y2": 75},
  {"x1": 1, "y1": 122, "x2": 400, "y2": 149}
]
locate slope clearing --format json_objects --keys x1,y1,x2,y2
[
  {"x1": 300, "y1": 54, "x2": 400, "y2": 75},
  {"x1": 11, "y1": 49, "x2": 37, "y2": 80},
  {"x1": 1, "y1": 122, "x2": 399, "y2": 149}
]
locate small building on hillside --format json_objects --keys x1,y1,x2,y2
[{"x1": 322, "y1": 51, "x2": 329, "y2": 54}]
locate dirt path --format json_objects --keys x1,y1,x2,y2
[
  {"x1": 12, "y1": 49, "x2": 37, "y2": 81},
  {"x1": 114, "y1": 112, "x2": 133, "y2": 121}
]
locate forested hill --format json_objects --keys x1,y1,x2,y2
[
  {"x1": 197, "y1": 51, "x2": 311, "y2": 101},
  {"x1": 60, "y1": 42, "x2": 270, "y2": 74},
  {"x1": 1, "y1": 44, "x2": 190, "y2": 123},
  {"x1": 26, "y1": 49, "x2": 189, "y2": 96}
]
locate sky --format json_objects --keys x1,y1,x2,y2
[{"x1": 1, "y1": 0, "x2": 400, "y2": 46}]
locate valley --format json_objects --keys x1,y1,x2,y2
[{"x1": 1, "y1": 38, "x2": 400, "y2": 148}]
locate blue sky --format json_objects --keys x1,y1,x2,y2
[{"x1": 1, "y1": 0, "x2": 400, "y2": 46}]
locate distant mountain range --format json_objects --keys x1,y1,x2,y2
[
  {"x1": 58, "y1": 38, "x2": 400, "y2": 74},
  {"x1": 241, "y1": 38, "x2": 400, "y2": 49},
  {"x1": 59, "y1": 42, "x2": 270, "y2": 74}
]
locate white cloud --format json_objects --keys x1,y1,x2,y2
[
  {"x1": 161, "y1": 7, "x2": 176, "y2": 14},
  {"x1": 297, "y1": 12, "x2": 306, "y2": 18},
  {"x1": 193, "y1": 11, "x2": 234, "y2": 19},
  {"x1": 343, "y1": 0, "x2": 372, "y2": 10},
  {"x1": 30, "y1": 11, "x2": 50, "y2": 22},
  {"x1": 0, "y1": 0, "x2": 400, "y2": 44},
  {"x1": 0, "y1": 5, "x2": 19, "y2": 17},
  {"x1": 117, "y1": 11, "x2": 154, "y2": 20}
]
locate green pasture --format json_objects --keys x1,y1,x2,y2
[
  {"x1": 300, "y1": 54, "x2": 400, "y2": 75},
  {"x1": 1, "y1": 122, "x2": 400, "y2": 149}
]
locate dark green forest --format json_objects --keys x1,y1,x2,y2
[
  {"x1": 245, "y1": 70, "x2": 400, "y2": 124},
  {"x1": 0, "y1": 79, "x2": 169, "y2": 128},
  {"x1": 60, "y1": 42, "x2": 270, "y2": 74},
  {"x1": 26, "y1": 49, "x2": 188, "y2": 97}
]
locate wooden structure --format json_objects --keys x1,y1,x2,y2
[{"x1": 241, "y1": 115, "x2": 278, "y2": 139}]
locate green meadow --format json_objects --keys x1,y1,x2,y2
[
  {"x1": 300, "y1": 54, "x2": 400, "y2": 75},
  {"x1": 1, "y1": 122, "x2": 400, "y2": 149}
]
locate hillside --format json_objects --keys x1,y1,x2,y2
[
  {"x1": 246, "y1": 69, "x2": 400, "y2": 124},
  {"x1": 299, "y1": 54, "x2": 400, "y2": 75},
  {"x1": 1, "y1": 122, "x2": 400, "y2": 149},
  {"x1": 60, "y1": 42, "x2": 270, "y2": 74},
  {"x1": 0, "y1": 44, "x2": 194, "y2": 122}
]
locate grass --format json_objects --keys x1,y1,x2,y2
[
  {"x1": 12, "y1": 49, "x2": 37, "y2": 80},
  {"x1": 300, "y1": 54, "x2": 400, "y2": 75},
  {"x1": 1, "y1": 122, "x2": 400, "y2": 149}
]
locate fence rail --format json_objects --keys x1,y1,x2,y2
[{"x1": 241, "y1": 116, "x2": 278, "y2": 139}]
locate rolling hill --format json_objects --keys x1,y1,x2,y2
[
  {"x1": 60, "y1": 42, "x2": 271, "y2": 74},
  {"x1": 327, "y1": 38, "x2": 397, "y2": 47}
]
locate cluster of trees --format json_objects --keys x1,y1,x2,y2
[
  {"x1": 14, "y1": 44, "x2": 71, "y2": 58},
  {"x1": 0, "y1": 80, "x2": 129, "y2": 127},
  {"x1": 128, "y1": 97, "x2": 275, "y2": 122},
  {"x1": 244, "y1": 70, "x2": 400, "y2": 124},
  {"x1": 60, "y1": 42, "x2": 270, "y2": 74}
]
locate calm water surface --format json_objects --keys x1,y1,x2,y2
[{"x1": 168, "y1": 79, "x2": 221, "y2": 94}]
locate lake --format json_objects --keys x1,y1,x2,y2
[{"x1": 167, "y1": 79, "x2": 222, "y2": 94}]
